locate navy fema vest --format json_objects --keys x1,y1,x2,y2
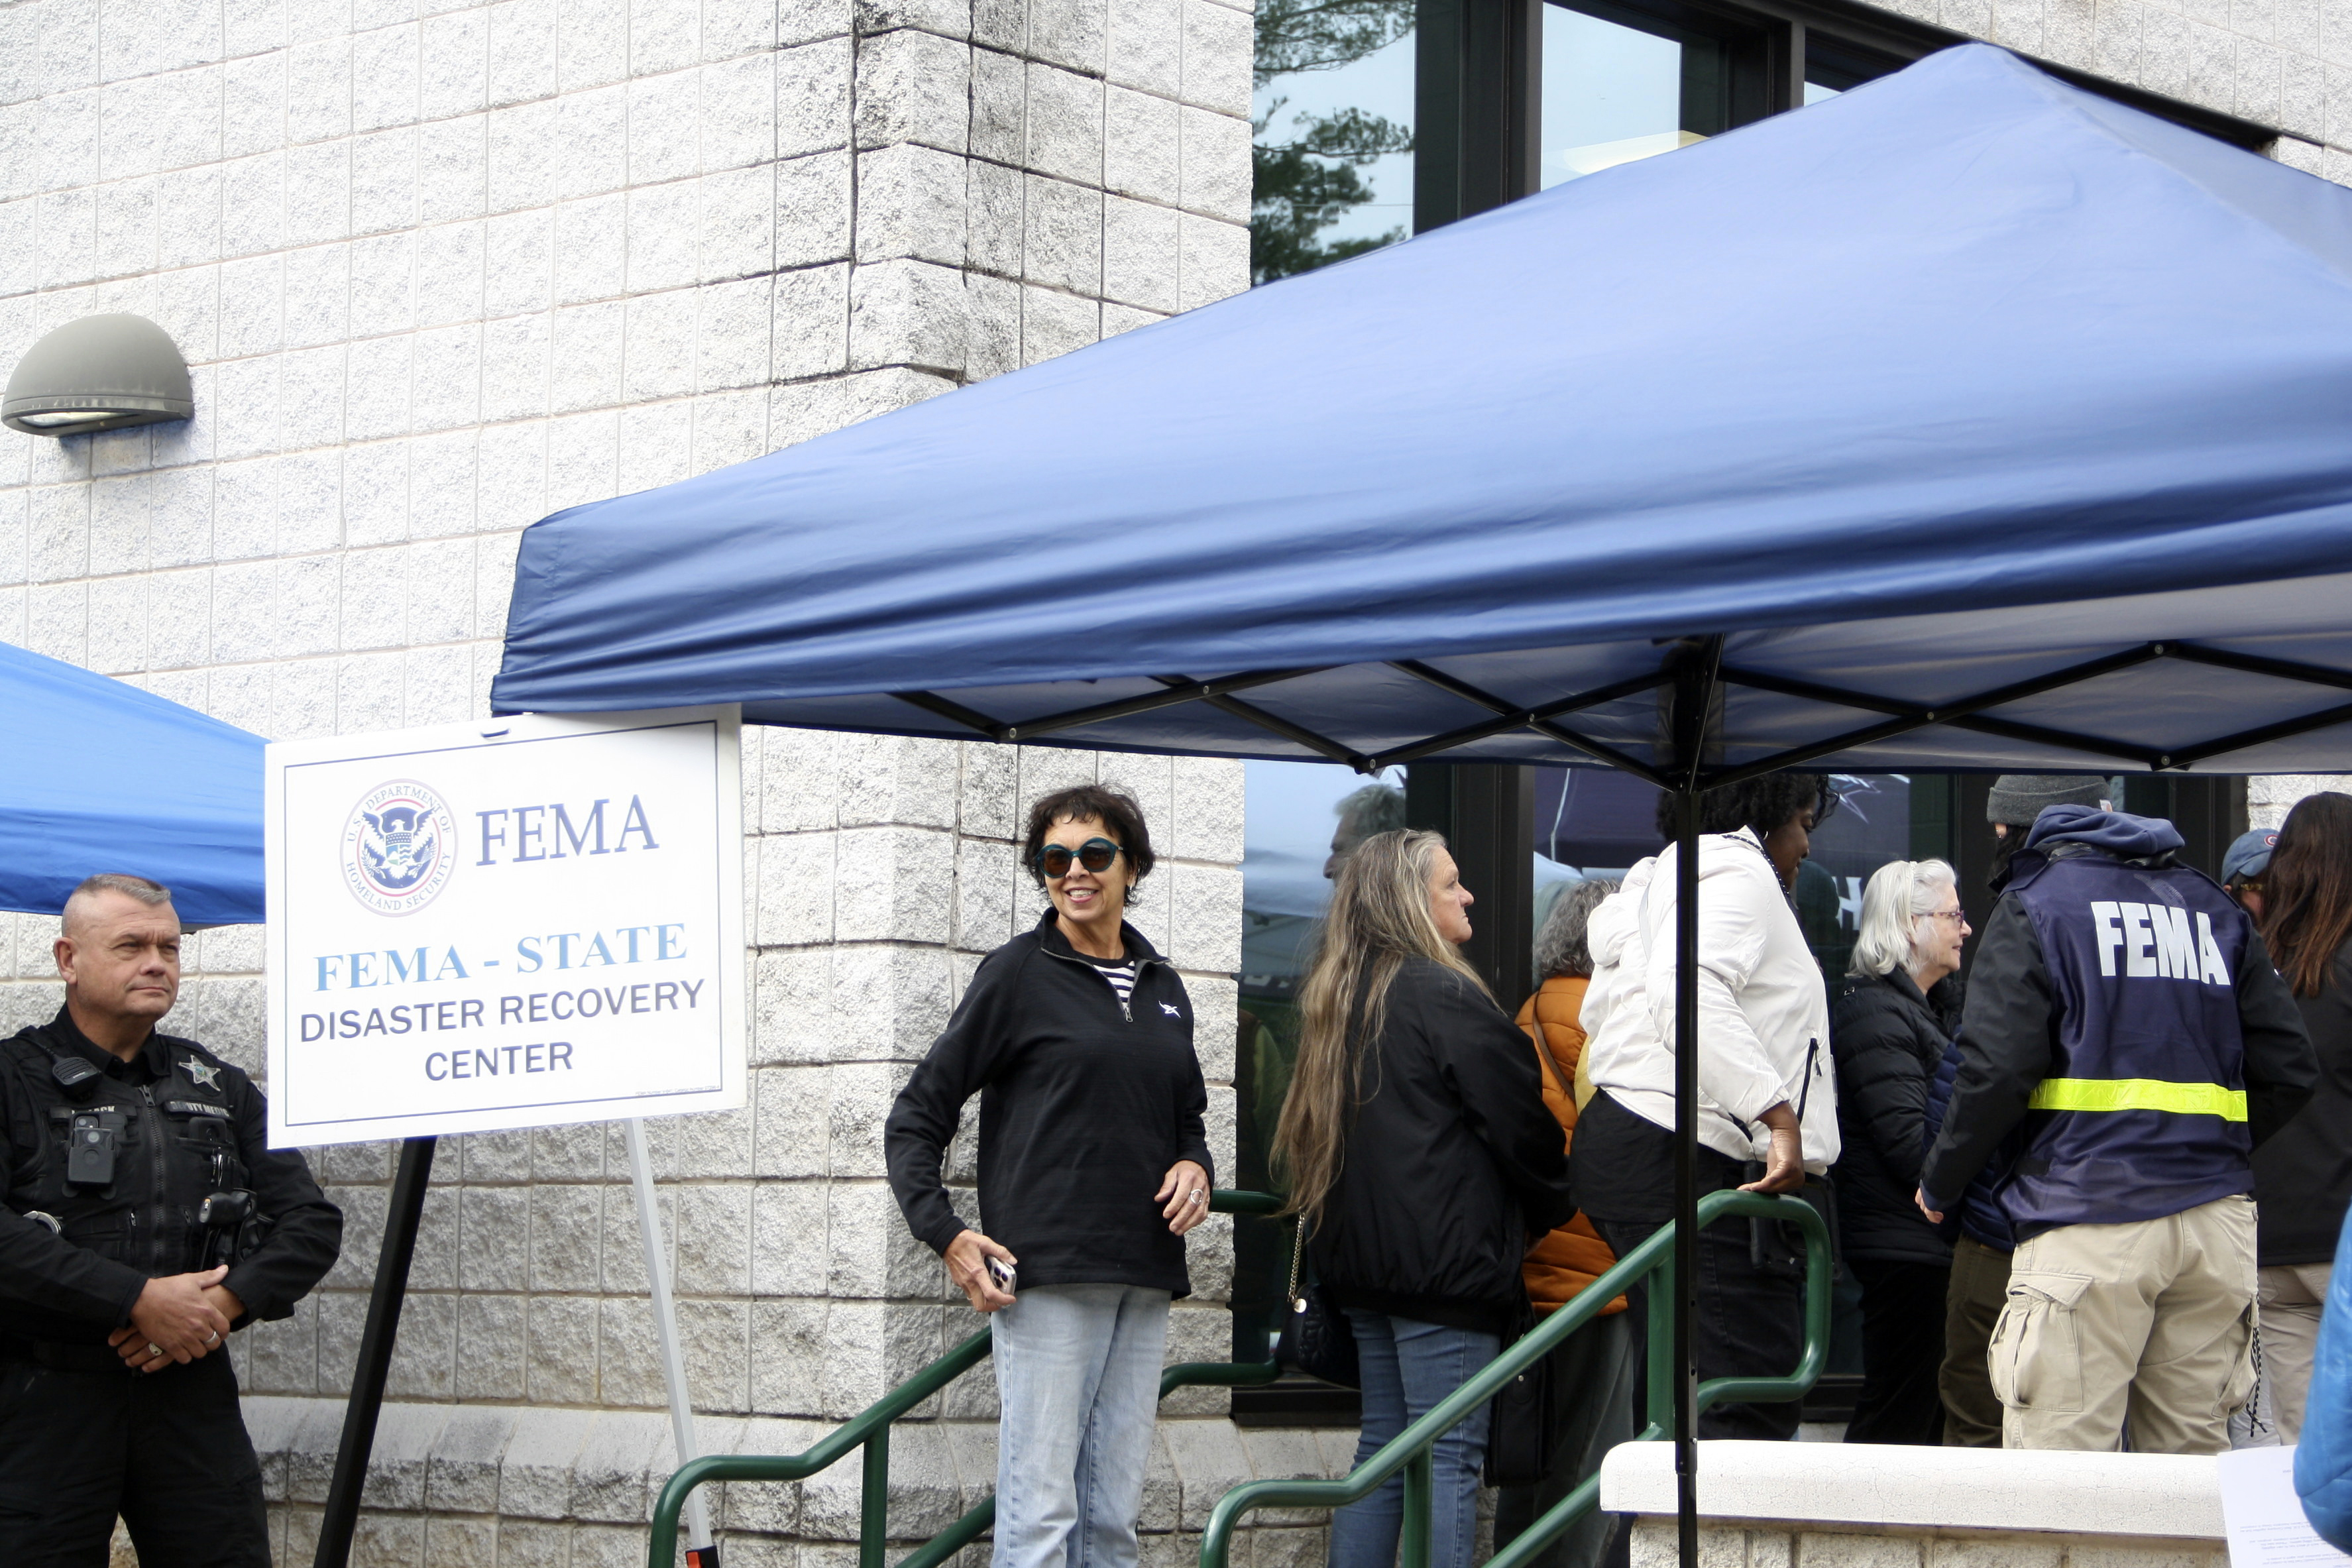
[{"x1": 2001, "y1": 846, "x2": 2253, "y2": 1231}]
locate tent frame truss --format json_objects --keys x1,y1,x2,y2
[{"x1": 885, "y1": 638, "x2": 2352, "y2": 785}]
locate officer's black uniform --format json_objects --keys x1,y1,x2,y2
[{"x1": 0, "y1": 1007, "x2": 342, "y2": 1567}]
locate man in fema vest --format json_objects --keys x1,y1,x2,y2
[{"x1": 1919, "y1": 803, "x2": 2315, "y2": 1451}]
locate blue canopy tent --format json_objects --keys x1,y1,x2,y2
[
  {"x1": 491, "y1": 41, "x2": 2352, "y2": 1563},
  {"x1": 0, "y1": 640, "x2": 262, "y2": 924}
]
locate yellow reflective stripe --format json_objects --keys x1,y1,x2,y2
[{"x1": 2027, "y1": 1078, "x2": 2248, "y2": 1121}]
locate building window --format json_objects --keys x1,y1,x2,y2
[
  {"x1": 1410, "y1": 0, "x2": 2275, "y2": 233},
  {"x1": 1253, "y1": 0, "x2": 1420, "y2": 282},
  {"x1": 1233, "y1": 761, "x2": 1406, "y2": 1392},
  {"x1": 1538, "y1": 0, "x2": 1776, "y2": 187}
]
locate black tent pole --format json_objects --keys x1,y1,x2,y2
[
  {"x1": 1667, "y1": 640, "x2": 1718, "y2": 1568},
  {"x1": 313, "y1": 1134, "x2": 437, "y2": 1568},
  {"x1": 1672, "y1": 783, "x2": 1700, "y2": 1566}
]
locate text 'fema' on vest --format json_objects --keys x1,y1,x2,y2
[{"x1": 2089, "y1": 900, "x2": 2231, "y2": 985}]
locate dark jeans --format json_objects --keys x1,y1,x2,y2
[
  {"x1": 1846, "y1": 1258, "x2": 1950, "y2": 1445},
  {"x1": 0, "y1": 1347, "x2": 269, "y2": 1568},
  {"x1": 1940, "y1": 1236, "x2": 2012, "y2": 1447},
  {"x1": 1494, "y1": 1306, "x2": 1641, "y2": 1568},
  {"x1": 1328, "y1": 1312, "x2": 1499, "y2": 1568},
  {"x1": 1593, "y1": 1211, "x2": 1804, "y2": 1442}
]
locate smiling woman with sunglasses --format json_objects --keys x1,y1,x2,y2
[{"x1": 885, "y1": 781, "x2": 1213, "y2": 1568}]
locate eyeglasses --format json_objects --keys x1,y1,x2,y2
[
  {"x1": 1924, "y1": 908, "x2": 1968, "y2": 925},
  {"x1": 1035, "y1": 838, "x2": 1125, "y2": 879}
]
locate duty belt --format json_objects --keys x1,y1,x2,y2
[
  {"x1": 2027, "y1": 1076, "x2": 2248, "y2": 1121},
  {"x1": 0, "y1": 1334, "x2": 139, "y2": 1374}
]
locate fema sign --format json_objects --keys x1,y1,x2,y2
[{"x1": 264, "y1": 707, "x2": 746, "y2": 1147}]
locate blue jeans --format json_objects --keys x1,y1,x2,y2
[
  {"x1": 1328, "y1": 1311, "x2": 1500, "y2": 1568},
  {"x1": 991, "y1": 1284, "x2": 1172, "y2": 1568}
]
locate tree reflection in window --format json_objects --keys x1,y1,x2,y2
[{"x1": 1252, "y1": 0, "x2": 1416, "y2": 283}]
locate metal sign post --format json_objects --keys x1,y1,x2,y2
[
  {"x1": 629, "y1": 1116, "x2": 718, "y2": 1565},
  {"x1": 313, "y1": 1135, "x2": 438, "y2": 1568}
]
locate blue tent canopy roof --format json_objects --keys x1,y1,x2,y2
[
  {"x1": 0, "y1": 641, "x2": 263, "y2": 924},
  {"x1": 494, "y1": 46, "x2": 2352, "y2": 781}
]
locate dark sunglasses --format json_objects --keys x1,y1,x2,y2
[{"x1": 1036, "y1": 838, "x2": 1125, "y2": 879}]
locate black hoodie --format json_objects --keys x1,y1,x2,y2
[{"x1": 885, "y1": 911, "x2": 1213, "y2": 1296}]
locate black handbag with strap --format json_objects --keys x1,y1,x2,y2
[{"x1": 1274, "y1": 1214, "x2": 1359, "y2": 1388}]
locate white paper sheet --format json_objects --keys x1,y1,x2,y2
[{"x1": 2220, "y1": 1446, "x2": 2352, "y2": 1567}]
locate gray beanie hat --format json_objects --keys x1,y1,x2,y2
[{"x1": 1987, "y1": 774, "x2": 2109, "y2": 825}]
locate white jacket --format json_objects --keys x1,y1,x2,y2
[{"x1": 1579, "y1": 828, "x2": 1838, "y2": 1170}]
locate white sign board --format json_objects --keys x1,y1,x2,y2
[{"x1": 265, "y1": 707, "x2": 744, "y2": 1147}]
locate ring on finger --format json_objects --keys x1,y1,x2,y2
[{"x1": 145, "y1": 1343, "x2": 164, "y2": 1359}]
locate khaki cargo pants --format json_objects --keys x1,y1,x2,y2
[{"x1": 1989, "y1": 1194, "x2": 2257, "y2": 1453}]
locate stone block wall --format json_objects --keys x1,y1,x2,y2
[
  {"x1": 2250, "y1": 773, "x2": 2347, "y2": 828},
  {"x1": 1863, "y1": 0, "x2": 2352, "y2": 181},
  {"x1": 1625, "y1": 1520, "x2": 2226, "y2": 1567},
  {"x1": 0, "y1": 0, "x2": 1250, "y2": 731}
]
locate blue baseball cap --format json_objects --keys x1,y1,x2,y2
[{"x1": 2223, "y1": 828, "x2": 2278, "y2": 885}]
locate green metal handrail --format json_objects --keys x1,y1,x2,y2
[
  {"x1": 646, "y1": 1189, "x2": 1288, "y2": 1568},
  {"x1": 1197, "y1": 1188, "x2": 1832, "y2": 1568}
]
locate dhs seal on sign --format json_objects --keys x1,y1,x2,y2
[{"x1": 343, "y1": 780, "x2": 458, "y2": 916}]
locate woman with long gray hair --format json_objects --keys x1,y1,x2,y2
[
  {"x1": 1274, "y1": 829, "x2": 1572, "y2": 1568},
  {"x1": 1832, "y1": 858, "x2": 1968, "y2": 1445}
]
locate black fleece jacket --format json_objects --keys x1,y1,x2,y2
[
  {"x1": 885, "y1": 911, "x2": 1213, "y2": 1296},
  {"x1": 2254, "y1": 938, "x2": 2352, "y2": 1266},
  {"x1": 1831, "y1": 969, "x2": 1961, "y2": 1266},
  {"x1": 1310, "y1": 958, "x2": 1574, "y2": 1336}
]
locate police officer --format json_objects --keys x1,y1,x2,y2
[
  {"x1": 1919, "y1": 803, "x2": 2314, "y2": 1453},
  {"x1": 0, "y1": 873, "x2": 342, "y2": 1565}
]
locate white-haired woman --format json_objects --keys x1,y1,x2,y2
[
  {"x1": 1274, "y1": 829, "x2": 1572, "y2": 1568},
  {"x1": 1832, "y1": 858, "x2": 1969, "y2": 1445}
]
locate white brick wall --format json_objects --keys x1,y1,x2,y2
[
  {"x1": 0, "y1": 0, "x2": 1250, "y2": 734},
  {"x1": 1861, "y1": 0, "x2": 2352, "y2": 176},
  {"x1": 0, "y1": 0, "x2": 1259, "y2": 1560}
]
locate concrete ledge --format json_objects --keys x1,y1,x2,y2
[{"x1": 1598, "y1": 1439, "x2": 2223, "y2": 1540}]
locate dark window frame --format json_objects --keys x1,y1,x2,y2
[{"x1": 1416, "y1": 0, "x2": 2278, "y2": 230}]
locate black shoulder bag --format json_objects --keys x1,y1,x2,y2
[{"x1": 1274, "y1": 1214, "x2": 1359, "y2": 1388}]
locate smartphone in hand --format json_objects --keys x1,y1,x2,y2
[{"x1": 986, "y1": 1256, "x2": 1017, "y2": 1295}]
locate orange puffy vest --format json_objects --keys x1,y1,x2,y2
[{"x1": 1516, "y1": 976, "x2": 1627, "y2": 1316}]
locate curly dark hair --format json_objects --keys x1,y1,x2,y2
[
  {"x1": 1652, "y1": 773, "x2": 1837, "y2": 843},
  {"x1": 1021, "y1": 783, "x2": 1157, "y2": 887}
]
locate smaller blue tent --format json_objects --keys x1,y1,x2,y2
[{"x1": 0, "y1": 642, "x2": 264, "y2": 925}]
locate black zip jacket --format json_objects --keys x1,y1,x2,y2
[
  {"x1": 1831, "y1": 968, "x2": 1960, "y2": 1266},
  {"x1": 1310, "y1": 958, "x2": 1574, "y2": 1337},
  {"x1": 0, "y1": 1009, "x2": 342, "y2": 1343},
  {"x1": 2254, "y1": 938, "x2": 2352, "y2": 1266},
  {"x1": 1921, "y1": 844, "x2": 2313, "y2": 1238},
  {"x1": 885, "y1": 912, "x2": 1212, "y2": 1296}
]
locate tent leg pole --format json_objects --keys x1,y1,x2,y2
[
  {"x1": 628, "y1": 1117, "x2": 718, "y2": 1561},
  {"x1": 313, "y1": 1134, "x2": 437, "y2": 1568},
  {"x1": 1673, "y1": 785, "x2": 1700, "y2": 1568}
]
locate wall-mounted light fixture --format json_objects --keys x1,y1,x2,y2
[{"x1": 3, "y1": 313, "x2": 194, "y2": 437}]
